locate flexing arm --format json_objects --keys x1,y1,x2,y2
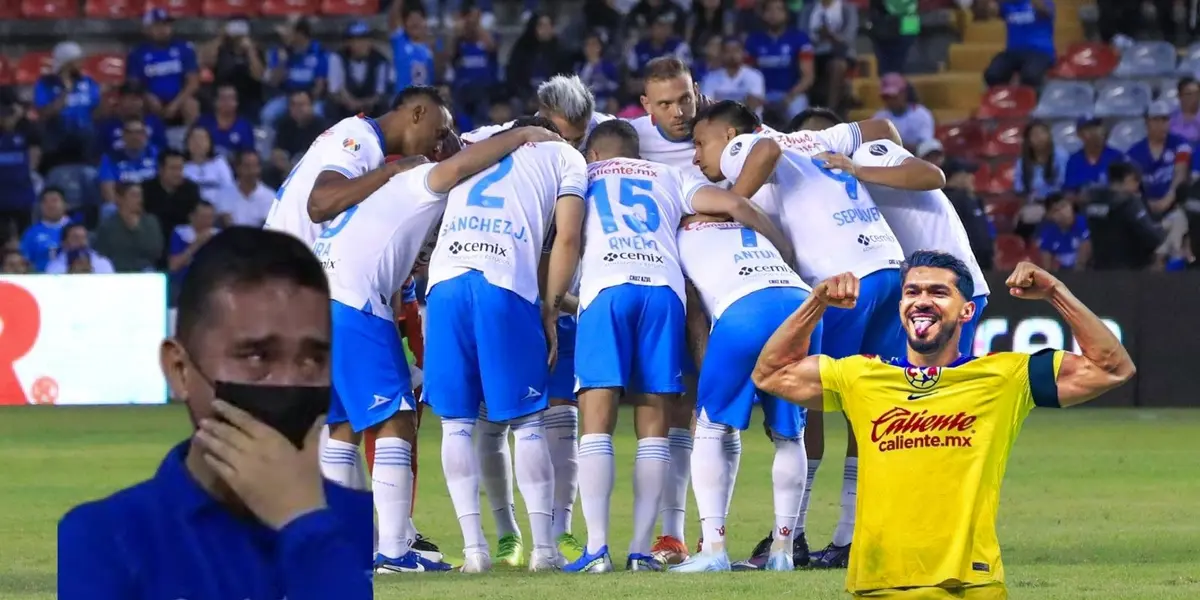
[
  {"x1": 691, "y1": 185, "x2": 794, "y2": 265},
  {"x1": 730, "y1": 137, "x2": 782, "y2": 200},
  {"x1": 427, "y1": 127, "x2": 554, "y2": 193}
]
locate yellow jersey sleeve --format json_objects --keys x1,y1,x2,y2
[
  {"x1": 1027, "y1": 348, "x2": 1066, "y2": 408},
  {"x1": 818, "y1": 355, "x2": 847, "y2": 412}
]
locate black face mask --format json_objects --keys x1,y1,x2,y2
[{"x1": 212, "y1": 381, "x2": 331, "y2": 449}]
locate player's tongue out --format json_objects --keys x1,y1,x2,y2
[{"x1": 911, "y1": 314, "x2": 936, "y2": 337}]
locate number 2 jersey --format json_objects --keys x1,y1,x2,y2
[
  {"x1": 579, "y1": 157, "x2": 712, "y2": 310},
  {"x1": 263, "y1": 115, "x2": 387, "y2": 245},
  {"x1": 427, "y1": 140, "x2": 587, "y2": 305}
]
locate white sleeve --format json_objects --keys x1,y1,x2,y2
[
  {"x1": 678, "y1": 170, "x2": 713, "y2": 215},
  {"x1": 813, "y1": 122, "x2": 864, "y2": 155},
  {"x1": 413, "y1": 163, "x2": 445, "y2": 201},
  {"x1": 850, "y1": 139, "x2": 913, "y2": 168},
  {"x1": 460, "y1": 122, "x2": 510, "y2": 144},
  {"x1": 317, "y1": 128, "x2": 373, "y2": 179},
  {"x1": 558, "y1": 145, "x2": 588, "y2": 199},
  {"x1": 719, "y1": 133, "x2": 768, "y2": 183},
  {"x1": 747, "y1": 68, "x2": 766, "y2": 100}
]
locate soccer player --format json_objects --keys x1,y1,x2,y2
[
  {"x1": 544, "y1": 119, "x2": 790, "y2": 573},
  {"x1": 691, "y1": 101, "x2": 905, "y2": 569},
  {"x1": 314, "y1": 124, "x2": 557, "y2": 573},
  {"x1": 424, "y1": 116, "x2": 587, "y2": 573},
  {"x1": 751, "y1": 253, "x2": 1135, "y2": 598},
  {"x1": 462, "y1": 74, "x2": 613, "y2": 148},
  {"x1": 670, "y1": 213, "x2": 821, "y2": 573}
]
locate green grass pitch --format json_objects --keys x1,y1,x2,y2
[{"x1": 4, "y1": 406, "x2": 1198, "y2": 599}]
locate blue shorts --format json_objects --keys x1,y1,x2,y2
[
  {"x1": 424, "y1": 271, "x2": 549, "y2": 422},
  {"x1": 575, "y1": 283, "x2": 686, "y2": 395},
  {"x1": 546, "y1": 315, "x2": 577, "y2": 400},
  {"x1": 698, "y1": 287, "x2": 822, "y2": 439},
  {"x1": 960, "y1": 294, "x2": 989, "y2": 356},
  {"x1": 821, "y1": 268, "x2": 903, "y2": 359},
  {"x1": 327, "y1": 300, "x2": 415, "y2": 433}
]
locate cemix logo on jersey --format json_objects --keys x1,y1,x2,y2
[
  {"x1": 870, "y1": 407, "x2": 978, "y2": 453},
  {"x1": 448, "y1": 240, "x2": 511, "y2": 263},
  {"x1": 737, "y1": 264, "x2": 791, "y2": 277},
  {"x1": 602, "y1": 251, "x2": 664, "y2": 265},
  {"x1": 856, "y1": 233, "x2": 897, "y2": 250}
]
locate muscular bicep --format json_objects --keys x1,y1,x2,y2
[
  {"x1": 1054, "y1": 351, "x2": 1131, "y2": 408},
  {"x1": 754, "y1": 355, "x2": 826, "y2": 412}
]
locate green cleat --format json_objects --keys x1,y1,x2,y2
[
  {"x1": 557, "y1": 533, "x2": 585, "y2": 565},
  {"x1": 496, "y1": 534, "x2": 526, "y2": 568}
]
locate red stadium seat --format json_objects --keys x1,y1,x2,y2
[
  {"x1": 21, "y1": 0, "x2": 80, "y2": 18},
  {"x1": 320, "y1": 0, "x2": 379, "y2": 16},
  {"x1": 262, "y1": 0, "x2": 319, "y2": 15},
  {"x1": 0, "y1": 3, "x2": 21, "y2": 17},
  {"x1": 975, "y1": 86, "x2": 1037, "y2": 120},
  {"x1": 979, "y1": 121, "x2": 1024, "y2": 159},
  {"x1": 86, "y1": 0, "x2": 141, "y2": 18},
  {"x1": 83, "y1": 53, "x2": 127, "y2": 86},
  {"x1": 972, "y1": 162, "x2": 992, "y2": 194},
  {"x1": 993, "y1": 234, "x2": 1027, "y2": 271},
  {"x1": 202, "y1": 0, "x2": 259, "y2": 16},
  {"x1": 983, "y1": 161, "x2": 1017, "y2": 195},
  {"x1": 985, "y1": 194, "x2": 1021, "y2": 233},
  {"x1": 936, "y1": 120, "x2": 984, "y2": 158},
  {"x1": 15, "y1": 52, "x2": 53, "y2": 86},
  {"x1": 1048, "y1": 43, "x2": 1119, "y2": 80},
  {"x1": 144, "y1": 0, "x2": 202, "y2": 18},
  {"x1": 0, "y1": 57, "x2": 13, "y2": 86}
]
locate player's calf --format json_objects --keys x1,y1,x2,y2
[
  {"x1": 320, "y1": 421, "x2": 364, "y2": 489},
  {"x1": 545, "y1": 398, "x2": 582, "y2": 564},
  {"x1": 506, "y1": 411, "x2": 559, "y2": 571},
  {"x1": 372, "y1": 412, "x2": 452, "y2": 573},
  {"x1": 629, "y1": 393, "x2": 672, "y2": 568},
  {"x1": 573, "y1": 387, "x2": 620, "y2": 562},
  {"x1": 657, "y1": 387, "x2": 695, "y2": 564}
]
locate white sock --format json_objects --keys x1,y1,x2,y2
[
  {"x1": 348, "y1": 452, "x2": 370, "y2": 491},
  {"x1": 441, "y1": 418, "x2": 488, "y2": 553},
  {"x1": 374, "y1": 437, "x2": 415, "y2": 558},
  {"x1": 771, "y1": 434, "x2": 806, "y2": 551},
  {"x1": 320, "y1": 438, "x2": 361, "y2": 488},
  {"x1": 630, "y1": 437, "x2": 670, "y2": 556},
  {"x1": 723, "y1": 430, "x2": 742, "y2": 517},
  {"x1": 511, "y1": 414, "x2": 556, "y2": 552},
  {"x1": 661, "y1": 427, "x2": 692, "y2": 542},
  {"x1": 475, "y1": 418, "x2": 521, "y2": 539},
  {"x1": 577, "y1": 433, "x2": 614, "y2": 554},
  {"x1": 832, "y1": 458, "x2": 857, "y2": 547},
  {"x1": 691, "y1": 418, "x2": 729, "y2": 553},
  {"x1": 544, "y1": 405, "x2": 578, "y2": 537},
  {"x1": 798, "y1": 458, "x2": 821, "y2": 534}
]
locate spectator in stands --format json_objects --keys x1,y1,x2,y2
[
  {"x1": 201, "y1": 20, "x2": 266, "y2": 121},
  {"x1": 983, "y1": 0, "x2": 1055, "y2": 89},
  {"x1": 584, "y1": 0, "x2": 626, "y2": 47},
  {"x1": 627, "y1": 12, "x2": 691, "y2": 93},
  {"x1": 1127, "y1": 101, "x2": 1192, "y2": 219},
  {"x1": 942, "y1": 159, "x2": 995, "y2": 270},
  {"x1": 451, "y1": 4, "x2": 501, "y2": 127},
  {"x1": 576, "y1": 32, "x2": 622, "y2": 115},
  {"x1": 692, "y1": 35, "x2": 722, "y2": 86},
  {"x1": 98, "y1": 118, "x2": 159, "y2": 209},
  {"x1": 1063, "y1": 117, "x2": 1125, "y2": 202},
  {"x1": 867, "y1": 0, "x2": 920, "y2": 76},
  {"x1": 687, "y1": 0, "x2": 736, "y2": 50},
  {"x1": 0, "y1": 96, "x2": 39, "y2": 238},
  {"x1": 143, "y1": 150, "x2": 202, "y2": 259},
  {"x1": 1037, "y1": 193, "x2": 1091, "y2": 271},
  {"x1": 1169, "y1": 77, "x2": 1200, "y2": 145},
  {"x1": 65, "y1": 248, "x2": 95, "y2": 274},
  {"x1": 19, "y1": 188, "x2": 70, "y2": 273},
  {"x1": 389, "y1": 4, "x2": 437, "y2": 93},
  {"x1": 487, "y1": 98, "x2": 515, "y2": 127},
  {"x1": 34, "y1": 42, "x2": 101, "y2": 166},
  {"x1": 262, "y1": 18, "x2": 329, "y2": 126},
  {"x1": 96, "y1": 82, "x2": 168, "y2": 159},
  {"x1": 272, "y1": 90, "x2": 329, "y2": 178},
  {"x1": 628, "y1": 0, "x2": 688, "y2": 35},
  {"x1": 183, "y1": 127, "x2": 237, "y2": 209},
  {"x1": 872, "y1": 73, "x2": 934, "y2": 151},
  {"x1": 701, "y1": 37, "x2": 767, "y2": 115},
  {"x1": 1015, "y1": 119, "x2": 1068, "y2": 202},
  {"x1": 224, "y1": 151, "x2": 275, "y2": 228},
  {"x1": 328, "y1": 22, "x2": 391, "y2": 122},
  {"x1": 1084, "y1": 161, "x2": 1166, "y2": 270},
  {"x1": 746, "y1": 0, "x2": 815, "y2": 123},
  {"x1": 194, "y1": 85, "x2": 256, "y2": 161},
  {"x1": 94, "y1": 183, "x2": 164, "y2": 273},
  {"x1": 168, "y1": 200, "x2": 220, "y2": 302},
  {"x1": 802, "y1": 0, "x2": 858, "y2": 112},
  {"x1": 917, "y1": 138, "x2": 945, "y2": 168},
  {"x1": 127, "y1": 9, "x2": 200, "y2": 124},
  {"x1": 45, "y1": 223, "x2": 115, "y2": 274},
  {"x1": 0, "y1": 248, "x2": 27, "y2": 274}
]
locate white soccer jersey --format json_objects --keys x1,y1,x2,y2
[
  {"x1": 720, "y1": 133, "x2": 904, "y2": 284},
  {"x1": 263, "y1": 115, "x2": 387, "y2": 245},
  {"x1": 579, "y1": 157, "x2": 710, "y2": 309},
  {"x1": 312, "y1": 163, "x2": 447, "y2": 320},
  {"x1": 461, "y1": 112, "x2": 615, "y2": 148},
  {"x1": 628, "y1": 115, "x2": 701, "y2": 174},
  {"x1": 677, "y1": 220, "x2": 809, "y2": 322},
  {"x1": 700, "y1": 66, "x2": 766, "y2": 106},
  {"x1": 427, "y1": 141, "x2": 587, "y2": 304},
  {"x1": 851, "y1": 139, "x2": 990, "y2": 297},
  {"x1": 758, "y1": 122, "x2": 864, "y2": 157}
]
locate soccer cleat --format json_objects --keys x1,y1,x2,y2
[
  {"x1": 557, "y1": 532, "x2": 585, "y2": 566},
  {"x1": 495, "y1": 533, "x2": 526, "y2": 568},
  {"x1": 730, "y1": 532, "x2": 773, "y2": 571},
  {"x1": 765, "y1": 550, "x2": 794, "y2": 572},
  {"x1": 650, "y1": 535, "x2": 690, "y2": 565},
  {"x1": 529, "y1": 548, "x2": 560, "y2": 572},
  {"x1": 669, "y1": 550, "x2": 732, "y2": 573},
  {"x1": 413, "y1": 533, "x2": 445, "y2": 562},
  {"x1": 374, "y1": 550, "x2": 454, "y2": 573},
  {"x1": 792, "y1": 532, "x2": 811, "y2": 568},
  {"x1": 564, "y1": 545, "x2": 614, "y2": 573},
  {"x1": 810, "y1": 542, "x2": 851, "y2": 569},
  {"x1": 461, "y1": 550, "x2": 493, "y2": 574},
  {"x1": 626, "y1": 553, "x2": 665, "y2": 571}
]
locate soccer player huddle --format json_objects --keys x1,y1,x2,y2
[{"x1": 264, "y1": 58, "x2": 1136, "y2": 598}]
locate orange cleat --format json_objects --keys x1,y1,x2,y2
[{"x1": 651, "y1": 535, "x2": 690, "y2": 565}]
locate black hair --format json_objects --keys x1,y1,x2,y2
[
  {"x1": 901, "y1": 250, "x2": 975, "y2": 300},
  {"x1": 185, "y1": 126, "x2": 216, "y2": 160},
  {"x1": 289, "y1": 88, "x2": 313, "y2": 102},
  {"x1": 691, "y1": 100, "x2": 760, "y2": 135},
  {"x1": 511, "y1": 115, "x2": 561, "y2": 134},
  {"x1": 61, "y1": 222, "x2": 87, "y2": 242},
  {"x1": 292, "y1": 18, "x2": 313, "y2": 38},
  {"x1": 1107, "y1": 160, "x2": 1140, "y2": 185},
  {"x1": 175, "y1": 227, "x2": 329, "y2": 347},
  {"x1": 583, "y1": 119, "x2": 640, "y2": 158},
  {"x1": 1019, "y1": 120, "x2": 1056, "y2": 196},
  {"x1": 233, "y1": 149, "x2": 259, "y2": 168},
  {"x1": 194, "y1": 199, "x2": 215, "y2": 212},
  {"x1": 39, "y1": 187, "x2": 65, "y2": 202},
  {"x1": 392, "y1": 85, "x2": 446, "y2": 110},
  {"x1": 787, "y1": 106, "x2": 844, "y2": 132},
  {"x1": 158, "y1": 148, "x2": 185, "y2": 167},
  {"x1": 1045, "y1": 192, "x2": 1070, "y2": 209}
]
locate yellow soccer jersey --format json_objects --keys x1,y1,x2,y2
[{"x1": 818, "y1": 350, "x2": 1066, "y2": 596}]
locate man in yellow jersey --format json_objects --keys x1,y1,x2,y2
[{"x1": 751, "y1": 250, "x2": 1136, "y2": 599}]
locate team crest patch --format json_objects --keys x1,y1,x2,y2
[
  {"x1": 904, "y1": 366, "x2": 942, "y2": 390},
  {"x1": 729, "y1": 141, "x2": 743, "y2": 156},
  {"x1": 343, "y1": 138, "x2": 361, "y2": 151},
  {"x1": 868, "y1": 143, "x2": 887, "y2": 156}
]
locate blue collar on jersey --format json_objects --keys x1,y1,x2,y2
[
  {"x1": 651, "y1": 114, "x2": 691, "y2": 143},
  {"x1": 886, "y1": 354, "x2": 975, "y2": 368},
  {"x1": 358, "y1": 114, "x2": 386, "y2": 153}
]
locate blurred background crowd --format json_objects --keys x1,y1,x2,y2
[{"x1": 1, "y1": 0, "x2": 1199, "y2": 302}]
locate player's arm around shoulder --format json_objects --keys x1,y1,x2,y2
[
  {"x1": 727, "y1": 133, "x2": 782, "y2": 200},
  {"x1": 835, "y1": 138, "x2": 945, "y2": 191},
  {"x1": 427, "y1": 126, "x2": 561, "y2": 194},
  {"x1": 752, "y1": 273, "x2": 859, "y2": 411},
  {"x1": 690, "y1": 182, "x2": 794, "y2": 266},
  {"x1": 1006, "y1": 262, "x2": 1136, "y2": 408}
]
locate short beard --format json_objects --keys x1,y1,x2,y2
[{"x1": 908, "y1": 320, "x2": 959, "y2": 355}]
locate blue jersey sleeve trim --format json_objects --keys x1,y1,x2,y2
[
  {"x1": 1028, "y1": 349, "x2": 1060, "y2": 408},
  {"x1": 559, "y1": 186, "x2": 586, "y2": 198},
  {"x1": 320, "y1": 165, "x2": 356, "y2": 179}
]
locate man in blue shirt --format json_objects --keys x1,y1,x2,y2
[
  {"x1": 0, "y1": 100, "x2": 39, "y2": 236},
  {"x1": 450, "y1": 5, "x2": 499, "y2": 124},
  {"x1": 984, "y1": 0, "x2": 1056, "y2": 88},
  {"x1": 98, "y1": 118, "x2": 159, "y2": 207},
  {"x1": 59, "y1": 227, "x2": 373, "y2": 600},
  {"x1": 1063, "y1": 116, "x2": 1125, "y2": 200},
  {"x1": 194, "y1": 84, "x2": 256, "y2": 160},
  {"x1": 262, "y1": 18, "x2": 329, "y2": 126},
  {"x1": 126, "y1": 9, "x2": 200, "y2": 123},
  {"x1": 19, "y1": 188, "x2": 71, "y2": 272},
  {"x1": 1038, "y1": 193, "x2": 1091, "y2": 270},
  {"x1": 389, "y1": 4, "x2": 437, "y2": 93},
  {"x1": 34, "y1": 41, "x2": 101, "y2": 161},
  {"x1": 1126, "y1": 100, "x2": 1192, "y2": 218},
  {"x1": 627, "y1": 13, "x2": 691, "y2": 80},
  {"x1": 95, "y1": 81, "x2": 168, "y2": 158},
  {"x1": 745, "y1": 0, "x2": 815, "y2": 121}
]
